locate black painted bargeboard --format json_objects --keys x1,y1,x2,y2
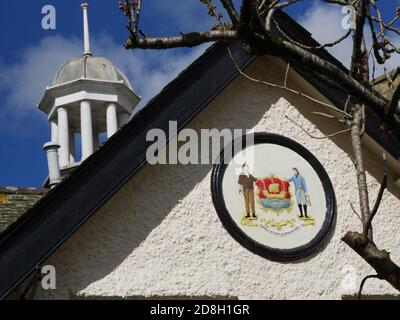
[{"x1": 0, "y1": 41, "x2": 254, "y2": 299}]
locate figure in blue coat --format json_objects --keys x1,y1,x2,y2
[{"x1": 288, "y1": 167, "x2": 309, "y2": 218}]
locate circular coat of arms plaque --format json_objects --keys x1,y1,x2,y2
[{"x1": 211, "y1": 133, "x2": 336, "y2": 261}]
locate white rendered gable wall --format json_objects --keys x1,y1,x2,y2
[{"x1": 34, "y1": 55, "x2": 400, "y2": 300}]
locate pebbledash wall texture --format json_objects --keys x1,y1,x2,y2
[{"x1": 35, "y1": 55, "x2": 400, "y2": 300}]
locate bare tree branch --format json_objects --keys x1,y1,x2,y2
[
  {"x1": 350, "y1": 0, "x2": 369, "y2": 84},
  {"x1": 125, "y1": 30, "x2": 237, "y2": 49},
  {"x1": 265, "y1": 34, "x2": 389, "y2": 121},
  {"x1": 343, "y1": 231, "x2": 400, "y2": 291},
  {"x1": 220, "y1": 0, "x2": 240, "y2": 27},
  {"x1": 350, "y1": 105, "x2": 370, "y2": 225},
  {"x1": 119, "y1": 0, "x2": 400, "y2": 294}
]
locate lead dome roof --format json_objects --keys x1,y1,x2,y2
[{"x1": 51, "y1": 56, "x2": 132, "y2": 90}]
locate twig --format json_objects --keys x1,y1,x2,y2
[
  {"x1": 227, "y1": 48, "x2": 351, "y2": 118},
  {"x1": 220, "y1": 0, "x2": 240, "y2": 27},
  {"x1": 344, "y1": 95, "x2": 352, "y2": 115},
  {"x1": 384, "y1": 68, "x2": 395, "y2": 91},
  {"x1": 139, "y1": 29, "x2": 147, "y2": 38},
  {"x1": 273, "y1": 17, "x2": 352, "y2": 50},
  {"x1": 285, "y1": 115, "x2": 351, "y2": 140},
  {"x1": 350, "y1": 202, "x2": 363, "y2": 222},
  {"x1": 311, "y1": 112, "x2": 347, "y2": 123},
  {"x1": 363, "y1": 153, "x2": 388, "y2": 238},
  {"x1": 361, "y1": 104, "x2": 366, "y2": 136},
  {"x1": 358, "y1": 274, "x2": 382, "y2": 299},
  {"x1": 284, "y1": 63, "x2": 290, "y2": 87}
]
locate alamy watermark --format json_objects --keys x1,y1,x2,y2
[
  {"x1": 340, "y1": 264, "x2": 358, "y2": 293},
  {"x1": 42, "y1": 5, "x2": 56, "y2": 30},
  {"x1": 41, "y1": 265, "x2": 57, "y2": 290},
  {"x1": 146, "y1": 121, "x2": 255, "y2": 171},
  {"x1": 341, "y1": 5, "x2": 356, "y2": 30}
]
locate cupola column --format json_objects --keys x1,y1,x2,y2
[
  {"x1": 106, "y1": 103, "x2": 118, "y2": 138},
  {"x1": 80, "y1": 100, "x2": 94, "y2": 160},
  {"x1": 57, "y1": 107, "x2": 70, "y2": 167},
  {"x1": 51, "y1": 121, "x2": 58, "y2": 143},
  {"x1": 69, "y1": 130, "x2": 76, "y2": 163}
]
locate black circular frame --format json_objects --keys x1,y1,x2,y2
[{"x1": 211, "y1": 133, "x2": 337, "y2": 262}]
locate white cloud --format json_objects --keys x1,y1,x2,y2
[
  {"x1": 298, "y1": 3, "x2": 352, "y2": 67},
  {"x1": 0, "y1": 33, "x2": 208, "y2": 134},
  {"x1": 298, "y1": 2, "x2": 400, "y2": 76},
  {"x1": 92, "y1": 32, "x2": 208, "y2": 107},
  {"x1": 0, "y1": 35, "x2": 82, "y2": 128}
]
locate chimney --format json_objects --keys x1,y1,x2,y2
[{"x1": 43, "y1": 142, "x2": 62, "y2": 188}]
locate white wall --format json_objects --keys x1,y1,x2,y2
[{"x1": 35, "y1": 56, "x2": 400, "y2": 300}]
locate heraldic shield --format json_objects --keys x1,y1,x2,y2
[{"x1": 211, "y1": 133, "x2": 336, "y2": 261}]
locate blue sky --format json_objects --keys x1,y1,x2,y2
[{"x1": 0, "y1": 0, "x2": 398, "y2": 187}]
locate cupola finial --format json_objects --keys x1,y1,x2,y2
[{"x1": 81, "y1": 3, "x2": 92, "y2": 56}]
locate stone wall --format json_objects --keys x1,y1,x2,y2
[
  {"x1": 0, "y1": 187, "x2": 47, "y2": 233},
  {"x1": 373, "y1": 70, "x2": 400, "y2": 100}
]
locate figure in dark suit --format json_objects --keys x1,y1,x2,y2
[{"x1": 238, "y1": 163, "x2": 257, "y2": 219}]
